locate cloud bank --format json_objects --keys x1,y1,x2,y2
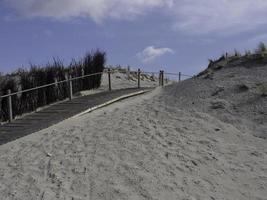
[
  {"x1": 137, "y1": 46, "x2": 174, "y2": 63},
  {"x1": 172, "y1": 0, "x2": 267, "y2": 34},
  {"x1": 4, "y1": 0, "x2": 267, "y2": 34},
  {"x1": 4, "y1": 0, "x2": 173, "y2": 23}
]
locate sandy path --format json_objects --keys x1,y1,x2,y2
[{"x1": 0, "y1": 86, "x2": 266, "y2": 200}]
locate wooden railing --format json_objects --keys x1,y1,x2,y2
[{"x1": 0, "y1": 69, "x2": 193, "y2": 122}]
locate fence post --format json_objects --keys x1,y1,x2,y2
[
  {"x1": 7, "y1": 89, "x2": 13, "y2": 122},
  {"x1": 69, "y1": 75, "x2": 73, "y2": 100},
  {"x1": 159, "y1": 71, "x2": 162, "y2": 86},
  {"x1": 179, "y1": 72, "x2": 181, "y2": 82},
  {"x1": 127, "y1": 66, "x2": 130, "y2": 80},
  {"x1": 55, "y1": 79, "x2": 59, "y2": 100},
  {"x1": 108, "y1": 68, "x2": 112, "y2": 91},
  {"x1": 162, "y1": 70, "x2": 164, "y2": 86},
  {"x1": 137, "y1": 68, "x2": 141, "y2": 88}
]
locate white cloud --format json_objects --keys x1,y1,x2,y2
[
  {"x1": 4, "y1": 0, "x2": 267, "y2": 35},
  {"x1": 137, "y1": 46, "x2": 174, "y2": 63},
  {"x1": 171, "y1": 0, "x2": 267, "y2": 35},
  {"x1": 4, "y1": 0, "x2": 173, "y2": 23}
]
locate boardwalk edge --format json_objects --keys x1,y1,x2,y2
[{"x1": 72, "y1": 90, "x2": 148, "y2": 118}]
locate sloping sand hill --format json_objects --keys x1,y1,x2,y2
[
  {"x1": 0, "y1": 60, "x2": 266, "y2": 200},
  {"x1": 77, "y1": 70, "x2": 159, "y2": 96}
]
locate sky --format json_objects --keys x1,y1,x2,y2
[{"x1": 1, "y1": 0, "x2": 267, "y2": 75}]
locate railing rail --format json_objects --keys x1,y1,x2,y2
[
  {"x1": 0, "y1": 69, "x2": 193, "y2": 99},
  {"x1": 0, "y1": 72, "x2": 104, "y2": 98},
  {"x1": 0, "y1": 68, "x2": 193, "y2": 122}
]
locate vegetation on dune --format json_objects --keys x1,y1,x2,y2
[
  {"x1": 207, "y1": 42, "x2": 267, "y2": 65},
  {"x1": 0, "y1": 50, "x2": 106, "y2": 122},
  {"x1": 256, "y1": 42, "x2": 267, "y2": 54},
  {"x1": 199, "y1": 42, "x2": 267, "y2": 78}
]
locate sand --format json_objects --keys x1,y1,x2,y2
[
  {"x1": 0, "y1": 65, "x2": 266, "y2": 200},
  {"x1": 79, "y1": 71, "x2": 159, "y2": 96}
]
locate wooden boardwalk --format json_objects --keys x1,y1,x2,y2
[{"x1": 0, "y1": 88, "x2": 152, "y2": 145}]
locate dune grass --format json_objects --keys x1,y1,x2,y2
[{"x1": 0, "y1": 50, "x2": 106, "y2": 122}]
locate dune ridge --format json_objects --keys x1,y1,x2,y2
[{"x1": 0, "y1": 59, "x2": 266, "y2": 199}]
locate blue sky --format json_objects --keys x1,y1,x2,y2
[{"x1": 1, "y1": 0, "x2": 267, "y2": 75}]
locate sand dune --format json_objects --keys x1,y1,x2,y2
[
  {"x1": 0, "y1": 64, "x2": 266, "y2": 199},
  {"x1": 79, "y1": 70, "x2": 159, "y2": 96}
]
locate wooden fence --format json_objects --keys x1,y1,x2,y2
[{"x1": 0, "y1": 69, "x2": 192, "y2": 123}]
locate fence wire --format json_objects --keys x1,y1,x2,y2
[{"x1": 0, "y1": 69, "x2": 193, "y2": 123}]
